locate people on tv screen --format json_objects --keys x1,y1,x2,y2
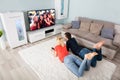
[{"x1": 28, "y1": 9, "x2": 55, "y2": 31}]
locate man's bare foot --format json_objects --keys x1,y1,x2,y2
[{"x1": 93, "y1": 40, "x2": 105, "y2": 50}]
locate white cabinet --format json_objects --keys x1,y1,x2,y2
[
  {"x1": 27, "y1": 30, "x2": 45, "y2": 43},
  {"x1": 0, "y1": 12, "x2": 27, "y2": 48},
  {"x1": 0, "y1": 36, "x2": 6, "y2": 49},
  {"x1": 27, "y1": 24, "x2": 62, "y2": 43}
]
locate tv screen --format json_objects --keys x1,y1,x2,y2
[{"x1": 27, "y1": 9, "x2": 55, "y2": 31}]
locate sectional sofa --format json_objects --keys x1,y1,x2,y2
[{"x1": 62, "y1": 17, "x2": 120, "y2": 59}]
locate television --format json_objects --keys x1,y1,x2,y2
[{"x1": 27, "y1": 9, "x2": 55, "y2": 31}]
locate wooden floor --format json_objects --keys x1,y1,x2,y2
[{"x1": 0, "y1": 36, "x2": 120, "y2": 80}]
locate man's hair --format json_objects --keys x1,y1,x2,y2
[{"x1": 64, "y1": 32, "x2": 71, "y2": 40}]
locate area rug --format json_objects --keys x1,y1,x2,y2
[{"x1": 18, "y1": 38, "x2": 116, "y2": 80}]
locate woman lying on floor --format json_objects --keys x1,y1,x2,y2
[{"x1": 51, "y1": 36, "x2": 102, "y2": 77}]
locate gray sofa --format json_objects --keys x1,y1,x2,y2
[{"x1": 62, "y1": 17, "x2": 120, "y2": 59}]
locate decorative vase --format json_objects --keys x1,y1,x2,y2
[
  {"x1": 0, "y1": 36, "x2": 6, "y2": 49},
  {"x1": 55, "y1": 0, "x2": 69, "y2": 19}
]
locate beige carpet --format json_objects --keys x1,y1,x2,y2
[{"x1": 19, "y1": 38, "x2": 116, "y2": 80}]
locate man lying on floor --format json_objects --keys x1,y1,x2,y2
[{"x1": 64, "y1": 32, "x2": 104, "y2": 67}]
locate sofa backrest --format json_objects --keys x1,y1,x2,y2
[
  {"x1": 75, "y1": 17, "x2": 117, "y2": 39},
  {"x1": 93, "y1": 19, "x2": 114, "y2": 29},
  {"x1": 76, "y1": 17, "x2": 115, "y2": 28},
  {"x1": 77, "y1": 17, "x2": 92, "y2": 23}
]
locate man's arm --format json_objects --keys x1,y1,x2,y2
[{"x1": 66, "y1": 42, "x2": 70, "y2": 51}]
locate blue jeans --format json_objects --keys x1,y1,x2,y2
[
  {"x1": 79, "y1": 48, "x2": 102, "y2": 67},
  {"x1": 64, "y1": 54, "x2": 91, "y2": 77}
]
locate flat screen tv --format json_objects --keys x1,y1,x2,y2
[{"x1": 27, "y1": 9, "x2": 55, "y2": 31}]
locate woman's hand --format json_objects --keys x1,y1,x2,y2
[{"x1": 51, "y1": 47, "x2": 57, "y2": 57}]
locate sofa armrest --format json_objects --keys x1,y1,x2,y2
[
  {"x1": 113, "y1": 33, "x2": 120, "y2": 47},
  {"x1": 62, "y1": 23, "x2": 72, "y2": 29}
]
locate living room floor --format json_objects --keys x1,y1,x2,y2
[{"x1": 0, "y1": 35, "x2": 120, "y2": 80}]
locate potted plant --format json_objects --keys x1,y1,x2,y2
[
  {"x1": 0, "y1": 29, "x2": 3, "y2": 38},
  {"x1": 0, "y1": 29, "x2": 6, "y2": 49}
]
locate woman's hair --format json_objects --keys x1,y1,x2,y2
[
  {"x1": 56, "y1": 36, "x2": 64, "y2": 46},
  {"x1": 56, "y1": 36, "x2": 63, "y2": 41},
  {"x1": 64, "y1": 32, "x2": 71, "y2": 40}
]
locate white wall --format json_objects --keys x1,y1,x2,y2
[
  {"x1": 0, "y1": 0, "x2": 54, "y2": 12},
  {"x1": 68, "y1": 0, "x2": 120, "y2": 24}
]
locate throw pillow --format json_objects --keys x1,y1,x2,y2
[
  {"x1": 90, "y1": 23, "x2": 103, "y2": 35},
  {"x1": 115, "y1": 25, "x2": 120, "y2": 34},
  {"x1": 113, "y1": 33, "x2": 120, "y2": 47},
  {"x1": 101, "y1": 28, "x2": 114, "y2": 40},
  {"x1": 79, "y1": 21, "x2": 91, "y2": 32},
  {"x1": 71, "y1": 21, "x2": 80, "y2": 29}
]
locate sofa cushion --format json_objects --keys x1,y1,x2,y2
[
  {"x1": 79, "y1": 21, "x2": 91, "y2": 32},
  {"x1": 101, "y1": 28, "x2": 114, "y2": 40},
  {"x1": 96, "y1": 36, "x2": 117, "y2": 50},
  {"x1": 90, "y1": 23, "x2": 103, "y2": 35},
  {"x1": 63, "y1": 23, "x2": 72, "y2": 29},
  {"x1": 114, "y1": 25, "x2": 120, "y2": 34},
  {"x1": 75, "y1": 31, "x2": 99, "y2": 43},
  {"x1": 71, "y1": 21, "x2": 80, "y2": 29},
  {"x1": 75, "y1": 31, "x2": 117, "y2": 49},
  {"x1": 63, "y1": 29, "x2": 90, "y2": 40},
  {"x1": 113, "y1": 33, "x2": 120, "y2": 47},
  {"x1": 82, "y1": 33, "x2": 98, "y2": 42},
  {"x1": 75, "y1": 30, "x2": 89, "y2": 38}
]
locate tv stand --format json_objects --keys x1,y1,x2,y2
[{"x1": 27, "y1": 24, "x2": 62, "y2": 43}]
